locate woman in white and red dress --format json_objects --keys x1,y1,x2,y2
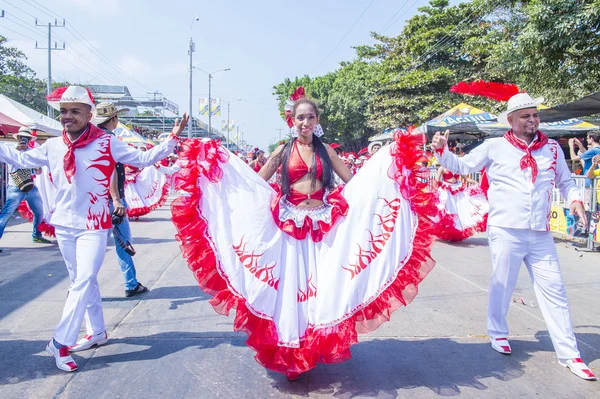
[
  {"x1": 171, "y1": 88, "x2": 438, "y2": 379},
  {"x1": 123, "y1": 162, "x2": 170, "y2": 219},
  {"x1": 434, "y1": 166, "x2": 488, "y2": 241}
]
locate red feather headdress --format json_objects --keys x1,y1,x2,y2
[
  {"x1": 284, "y1": 87, "x2": 306, "y2": 128},
  {"x1": 450, "y1": 81, "x2": 520, "y2": 102}
]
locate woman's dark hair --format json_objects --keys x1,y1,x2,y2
[
  {"x1": 277, "y1": 98, "x2": 334, "y2": 195},
  {"x1": 252, "y1": 149, "x2": 264, "y2": 161}
]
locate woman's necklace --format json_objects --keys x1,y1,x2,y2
[{"x1": 297, "y1": 140, "x2": 312, "y2": 147}]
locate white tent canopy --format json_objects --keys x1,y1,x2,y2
[{"x1": 0, "y1": 94, "x2": 63, "y2": 136}]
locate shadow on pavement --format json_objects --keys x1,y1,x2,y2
[
  {"x1": 268, "y1": 333, "x2": 600, "y2": 397},
  {"x1": 101, "y1": 285, "x2": 211, "y2": 309},
  {"x1": 0, "y1": 332, "x2": 246, "y2": 386},
  {"x1": 0, "y1": 250, "x2": 67, "y2": 320},
  {"x1": 446, "y1": 237, "x2": 489, "y2": 247},
  {"x1": 2, "y1": 332, "x2": 599, "y2": 391}
]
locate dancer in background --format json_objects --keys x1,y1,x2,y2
[
  {"x1": 248, "y1": 148, "x2": 266, "y2": 172},
  {"x1": 433, "y1": 166, "x2": 488, "y2": 241}
]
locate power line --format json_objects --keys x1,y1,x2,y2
[
  {"x1": 27, "y1": 0, "x2": 62, "y2": 20},
  {"x1": 381, "y1": 0, "x2": 422, "y2": 34},
  {"x1": 0, "y1": 22, "x2": 38, "y2": 42},
  {"x1": 20, "y1": 0, "x2": 58, "y2": 21},
  {"x1": 1, "y1": 0, "x2": 38, "y2": 20},
  {"x1": 8, "y1": 0, "x2": 155, "y2": 93},
  {"x1": 64, "y1": 23, "x2": 154, "y2": 92},
  {"x1": 3, "y1": 15, "x2": 45, "y2": 39},
  {"x1": 315, "y1": 0, "x2": 377, "y2": 70},
  {"x1": 379, "y1": 0, "x2": 414, "y2": 34}
]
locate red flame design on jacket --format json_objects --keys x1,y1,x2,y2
[
  {"x1": 342, "y1": 197, "x2": 402, "y2": 279},
  {"x1": 232, "y1": 236, "x2": 279, "y2": 290},
  {"x1": 85, "y1": 135, "x2": 115, "y2": 229}
]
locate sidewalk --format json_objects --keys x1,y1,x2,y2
[{"x1": 0, "y1": 199, "x2": 598, "y2": 398}]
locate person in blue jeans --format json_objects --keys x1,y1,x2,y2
[
  {"x1": 0, "y1": 129, "x2": 52, "y2": 252},
  {"x1": 94, "y1": 102, "x2": 148, "y2": 297}
]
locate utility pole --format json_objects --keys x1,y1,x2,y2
[
  {"x1": 188, "y1": 37, "x2": 195, "y2": 139},
  {"x1": 277, "y1": 128, "x2": 283, "y2": 142},
  {"x1": 35, "y1": 18, "x2": 65, "y2": 118}
]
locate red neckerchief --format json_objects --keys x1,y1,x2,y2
[
  {"x1": 62, "y1": 124, "x2": 105, "y2": 183},
  {"x1": 503, "y1": 129, "x2": 548, "y2": 183}
]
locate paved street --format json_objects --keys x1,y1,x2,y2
[{"x1": 0, "y1": 198, "x2": 598, "y2": 398}]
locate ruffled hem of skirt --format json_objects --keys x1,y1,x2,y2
[
  {"x1": 17, "y1": 200, "x2": 55, "y2": 237},
  {"x1": 127, "y1": 182, "x2": 170, "y2": 218}
]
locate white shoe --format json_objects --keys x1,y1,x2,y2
[
  {"x1": 559, "y1": 358, "x2": 597, "y2": 380},
  {"x1": 69, "y1": 331, "x2": 108, "y2": 352},
  {"x1": 46, "y1": 340, "x2": 78, "y2": 372},
  {"x1": 490, "y1": 337, "x2": 512, "y2": 354}
]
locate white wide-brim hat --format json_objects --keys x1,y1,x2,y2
[
  {"x1": 47, "y1": 85, "x2": 96, "y2": 112},
  {"x1": 368, "y1": 141, "x2": 383, "y2": 153},
  {"x1": 12, "y1": 126, "x2": 37, "y2": 141},
  {"x1": 497, "y1": 93, "x2": 544, "y2": 126}
]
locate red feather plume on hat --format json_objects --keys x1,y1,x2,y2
[
  {"x1": 450, "y1": 81, "x2": 520, "y2": 102},
  {"x1": 46, "y1": 86, "x2": 69, "y2": 102},
  {"x1": 284, "y1": 87, "x2": 307, "y2": 128}
]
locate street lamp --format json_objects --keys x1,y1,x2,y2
[
  {"x1": 192, "y1": 66, "x2": 230, "y2": 137},
  {"x1": 224, "y1": 98, "x2": 242, "y2": 150},
  {"x1": 188, "y1": 15, "x2": 199, "y2": 139}
]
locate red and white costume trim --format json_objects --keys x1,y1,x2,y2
[
  {"x1": 124, "y1": 165, "x2": 170, "y2": 218},
  {"x1": 171, "y1": 133, "x2": 437, "y2": 376},
  {"x1": 434, "y1": 172, "x2": 488, "y2": 242}
]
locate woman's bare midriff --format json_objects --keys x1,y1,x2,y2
[{"x1": 290, "y1": 177, "x2": 325, "y2": 209}]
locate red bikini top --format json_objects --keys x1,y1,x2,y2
[
  {"x1": 442, "y1": 170, "x2": 459, "y2": 180},
  {"x1": 288, "y1": 140, "x2": 323, "y2": 184}
]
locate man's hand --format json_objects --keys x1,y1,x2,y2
[
  {"x1": 431, "y1": 129, "x2": 450, "y2": 150},
  {"x1": 570, "y1": 201, "x2": 587, "y2": 227},
  {"x1": 170, "y1": 113, "x2": 190, "y2": 137},
  {"x1": 113, "y1": 199, "x2": 126, "y2": 217}
]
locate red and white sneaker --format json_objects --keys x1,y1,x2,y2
[
  {"x1": 69, "y1": 331, "x2": 108, "y2": 352},
  {"x1": 490, "y1": 337, "x2": 511, "y2": 354},
  {"x1": 559, "y1": 358, "x2": 597, "y2": 380},
  {"x1": 46, "y1": 340, "x2": 78, "y2": 372}
]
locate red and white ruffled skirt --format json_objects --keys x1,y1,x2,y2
[
  {"x1": 124, "y1": 165, "x2": 170, "y2": 218},
  {"x1": 434, "y1": 181, "x2": 488, "y2": 241},
  {"x1": 171, "y1": 134, "x2": 437, "y2": 376}
]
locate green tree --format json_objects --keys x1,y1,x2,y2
[
  {"x1": 368, "y1": 0, "x2": 506, "y2": 129},
  {"x1": 483, "y1": 0, "x2": 600, "y2": 104},
  {"x1": 0, "y1": 35, "x2": 48, "y2": 113}
]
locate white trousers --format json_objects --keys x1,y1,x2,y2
[
  {"x1": 54, "y1": 226, "x2": 108, "y2": 346},
  {"x1": 487, "y1": 225, "x2": 580, "y2": 360}
]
